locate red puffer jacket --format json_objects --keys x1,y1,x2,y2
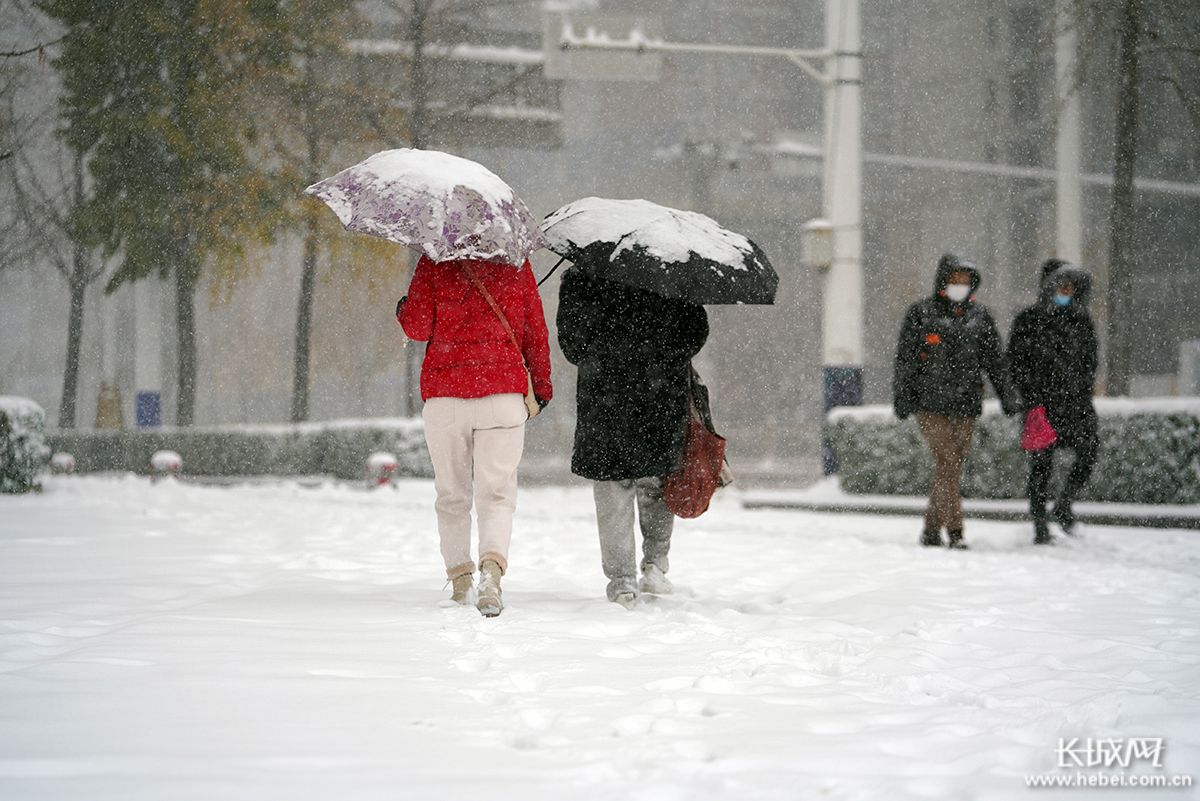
[{"x1": 397, "y1": 256, "x2": 553, "y2": 403}]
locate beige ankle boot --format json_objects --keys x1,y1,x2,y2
[
  {"x1": 476, "y1": 559, "x2": 503, "y2": 617},
  {"x1": 450, "y1": 573, "x2": 474, "y2": 604}
]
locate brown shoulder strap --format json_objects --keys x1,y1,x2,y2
[{"x1": 460, "y1": 264, "x2": 525, "y2": 361}]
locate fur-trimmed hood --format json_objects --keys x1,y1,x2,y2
[
  {"x1": 933, "y1": 253, "x2": 981, "y2": 297},
  {"x1": 1038, "y1": 259, "x2": 1093, "y2": 308}
]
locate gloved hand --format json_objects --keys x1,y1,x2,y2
[
  {"x1": 536, "y1": 396, "x2": 550, "y2": 412},
  {"x1": 395, "y1": 296, "x2": 407, "y2": 319}
]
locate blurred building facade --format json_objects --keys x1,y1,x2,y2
[{"x1": 2, "y1": 0, "x2": 1197, "y2": 484}]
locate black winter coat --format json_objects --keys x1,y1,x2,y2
[
  {"x1": 893, "y1": 257, "x2": 1014, "y2": 418},
  {"x1": 1007, "y1": 264, "x2": 1098, "y2": 440},
  {"x1": 557, "y1": 267, "x2": 709, "y2": 481}
]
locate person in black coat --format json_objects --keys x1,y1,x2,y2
[
  {"x1": 1007, "y1": 259, "x2": 1098, "y2": 544},
  {"x1": 893, "y1": 254, "x2": 1016, "y2": 549},
  {"x1": 557, "y1": 265, "x2": 709, "y2": 607}
]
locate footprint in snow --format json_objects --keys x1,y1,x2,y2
[
  {"x1": 611, "y1": 714, "x2": 695, "y2": 738},
  {"x1": 451, "y1": 656, "x2": 492, "y2": 674},
  {"x1": 572, "y1": 619, "x2": 645, "y2": 639},
  {"x1": 494, "y1": 643, "x2": 529, "y2": 659},
  {"x1": 692, "y1": 674, "x2": 737, "y2": 693},
  {"x1": 671, "y1": 739, "x2": 717, "y2": 762},
  {"x1": 611, "y1": 714, "x2": 655, "y2": 737},
  {"x1": 598, "y1": 642, "x2": 667, "y2": 659},
  {"x1": 460, "y1": 688, "x2": 512, "y2": 706},
  {"x1": 505, "y1": 672, "x2": 549, "y2": 693},
  {"x1": 597, "y1": 645, "x2": 641, "y2": 659},
  {"x1": 672, "y1": 697, "x2": 718, "y2": 717},
  {"x1": 516, "y1": 708, "x2": 557, "y2": 731},
  {"x1": 509, "y1": 732, "x2": 540, "y2": 751}
]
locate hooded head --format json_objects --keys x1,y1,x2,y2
[
  {"x1": 933, "y1": 253, "x2": 981, "y2": 300},
  {"x1": 1040, "y1": 257, "x2": 1071, "y2": 285},
  {"x1": 1039, "y1": 260, "x2": 1093, "y2": 309}
]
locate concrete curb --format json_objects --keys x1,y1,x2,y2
[{"x1": 741, "y1": 497, "x2": 1200, "y2": 530}]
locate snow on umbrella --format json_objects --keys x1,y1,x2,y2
[
  {"x1": 304, "y1": 148, "x2": 546, "y2": 267},
  {"x1": 540, "y1": 197, "x2": 778, "y2": 304}
]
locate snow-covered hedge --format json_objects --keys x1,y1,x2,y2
[
  {"x1": 827, "y1": 399, "x2": 1200, "y2": 504},
  {"x1": 47, "y1": 418, "x2": 432, "y2": 481},
  {"x1": 0, "y1": 396, "x2": 52, "y2": 494}
]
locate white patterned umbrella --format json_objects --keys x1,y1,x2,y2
[{"x1": 304, "y1": 148, "x2": 546, "y2": 266}]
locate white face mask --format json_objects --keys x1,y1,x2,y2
[{"x1": 945, "y1": 284, "x2": 970, "y2": 303}]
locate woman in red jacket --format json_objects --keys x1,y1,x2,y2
[{"x1": 397, "y1": 255, "x2": 552, "y2": 617}]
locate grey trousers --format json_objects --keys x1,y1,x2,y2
[{"x1": 592, "y1": 476, "x2": 674, "y2": 591}]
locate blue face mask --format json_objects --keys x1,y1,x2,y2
[{"x1": 1053, "y1": 293, "x2": 1072, "y2": 308}]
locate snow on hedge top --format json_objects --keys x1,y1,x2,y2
[
  {"x1": 1090, "y1": 397, "x2": 1200, "y2": 416},
  {"x1": 0, "y1": 396, "x2": 45, "y2": 421},
  {"x1": 76, "y1": 418, "x2": 428, "y2": 437},
  {"x1": 305, "y1": 148, "x2": 546, "y2": 266},
  {"x1": 828, "y1": 397, "x2": 1200, "y2": 422},
  {"x1": 541, "y1": 197, "x2": 754, "y2": 269}
]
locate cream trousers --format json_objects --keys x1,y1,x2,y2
[{"x1": 422, "y1": 394, "x2": 526, "y2": 579}]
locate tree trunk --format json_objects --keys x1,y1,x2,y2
[
  {"x1": 409, "y1": 0, "x2": 430, "y2": 152},
  {"x1": 291, "y1": 212, "x2": 319, "y2": 423},
  {"x1": 1105, "y1": 0, "x2": 1142, "y2": 396},
  {"x1": 292, "y1": 49, "x2": 323, "y2": 424},
  {"x1": 58, "y1": 156, "x2": 91, "y2": 430},
  {"x1": 175, "y1": 250, "x2": 199, "y2": 426},
  {"x1": 58, "y1": 277, "x2": 86, "y2": 429}
]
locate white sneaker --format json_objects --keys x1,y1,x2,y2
[
  {"x1": 606, "y1": 577, "x2": 639, "y2": 608},
  {"x1": 612, "y1": 590, "x2": 639, "y2": 609},
  {"x1": 639, "y1": 564, "x2": 673, "y2": 595}
]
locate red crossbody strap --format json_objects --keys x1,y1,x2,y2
[{"x1": 460, "y1": 264, "x2": 527, "y2": 364}]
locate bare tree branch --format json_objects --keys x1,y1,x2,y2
[
  {"x1": 0, "y1": 36, "x2": 64, "y2": 59},
  {"x1": 1065, "y1": 0, "x2": 1119, "y2": 95},
  {"x1": 14, "y1": 143, "x2": 69, "y2": 233},
  {"x1": 431, "y1": 64, "x2": 535, "y2": 128},
  {"x1": 360, "y1": 105, "x2": 404, "y2": 148},
  {"x1": 9, "y1": 157, "x2": 70, "y2": 279},
  {"x1": 1142, "y1": 44, "x2": 1200, "y2": 55},
  {"x1": 1159, "y1": 61, "x2": 1200, "y2": 136}
]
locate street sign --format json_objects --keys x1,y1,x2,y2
[{"x1": 542, "y1": 13, "x2": 662, "y2": 81}]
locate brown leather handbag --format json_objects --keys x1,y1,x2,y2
[{"x1": 460, "y1": 264, "x2": 540, "y2": 419}]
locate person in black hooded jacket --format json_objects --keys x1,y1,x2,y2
[
  {"x1": 557, "y1": 265, "x2": 709, "y2": 607},
  {"x1": 894, "y1": 254, "x2": 1016, "y2": 550},
  {"x1": 1007, "y1": 259, "x2": 1098, "y2": 544}
]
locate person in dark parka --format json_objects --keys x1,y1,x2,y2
[
  {"x1": 1007, "y1": 259, "x2": 1098, "y2": 544},
  {"x1": 557, "y1": 265, "x2": 709, "y2": 607},
  {"x1": 894, "y1": 253, "x2": 1016, "y2": 549}
]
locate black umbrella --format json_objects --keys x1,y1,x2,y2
[{"x1": 540, "y1": 197, "x2": 778, "y2": 305}]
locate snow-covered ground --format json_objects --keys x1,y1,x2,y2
[{"x1": 2, "y1": 476, "x2": 1198, "y2": 801}]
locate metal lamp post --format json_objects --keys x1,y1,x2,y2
[
  {"x1": 554, "y1": 0, "x2": 866, "y2": 472},
  {"x1": 820, "y1": 0, "x2": 864, "y2": 473}
]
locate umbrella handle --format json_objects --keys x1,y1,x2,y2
[{"x1": 536, "y1": 256, "x2": 567, "y2": 288}]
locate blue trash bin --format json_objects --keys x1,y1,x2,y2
[{"x1": 136, "y1": 391, "x2": 161, "y2": 428}]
